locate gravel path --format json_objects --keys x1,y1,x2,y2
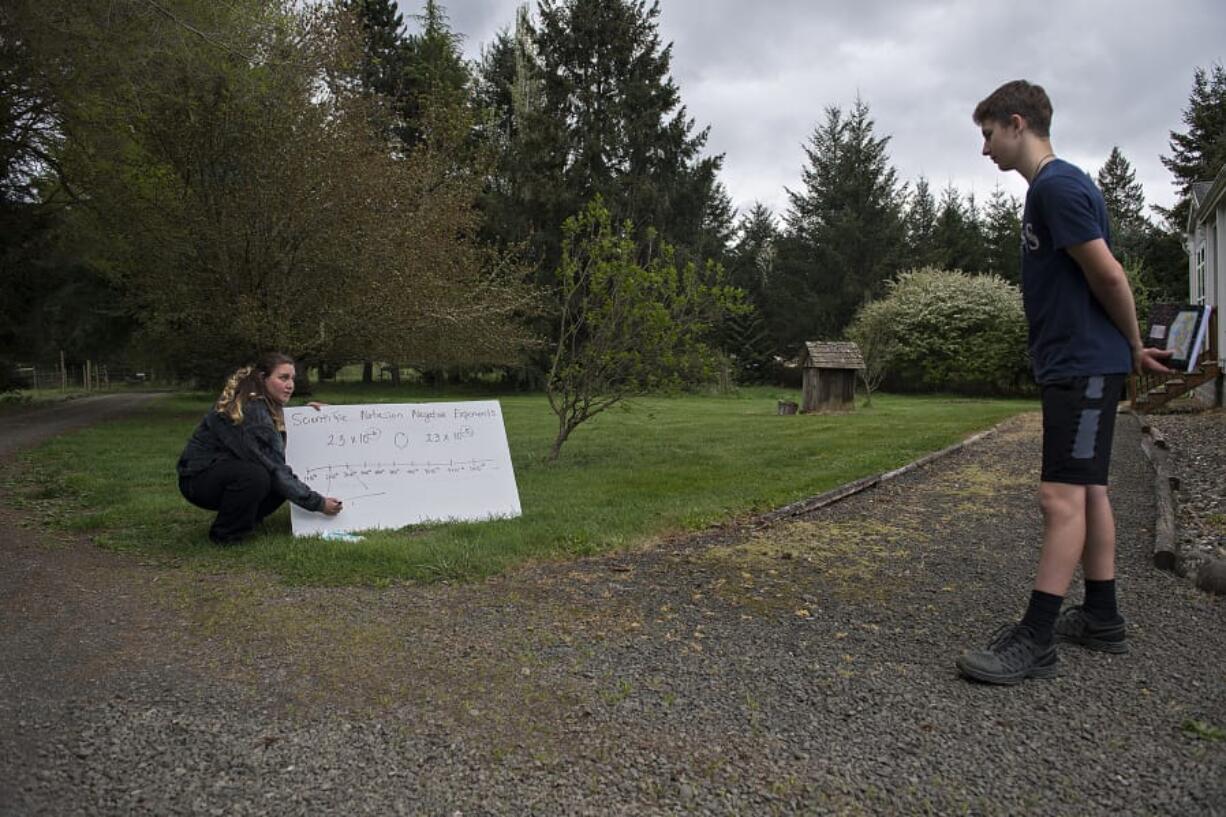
[{"x1": 1, "y1": 402, "x2": 1224, "y2": 816}]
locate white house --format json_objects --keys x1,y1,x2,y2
[{"x1": 1186, "y1": 162, "x2": 1226, "y2": 405}]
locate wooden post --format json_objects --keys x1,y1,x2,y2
[{"x1": 60, "y1": 350, "x2": 66, "y2": 390}]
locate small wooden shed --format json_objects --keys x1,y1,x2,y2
[{"x1": 800, "y1": 341, "x2": 864, "y2": 413}]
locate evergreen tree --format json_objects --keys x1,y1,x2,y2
[
  {"x1": 779, "y1": 97, "x2": 905, "y2": 346},
  {"x1": 342, "y1": 0, "x2": 469, "y2": 150},
  {"x1": 1160, "y1": 63, "x2": 1226, "y2": 228},
  {"x1": 903, "y1": 176, "x2": 940, "y2": 269},
  {"x1": 472, "y1": 29, "x2": 517, "y2": 148},
  {"x1": 1096, "y1": 146, "x2": 1149, "y2": 261},
  {"x1": 478, "y1": 0, "x2": 723, "y2": 275},
  {"x1": 693, "y1": 180, "x2": 736, "y2": 267},
  {"x1": 1106, "y1": 148, "x2": 1186, "y2": 303},
  {"x1": 342, "y1": 0, "x2": 407, "y2": 91},
  {"x1": 963, "y1": 192, "x2": 988, "y2": 273},
  {"x1": 932, "y1": 184, "x2": 986, "y2": 273},
  {"x1": 720, "y1": 202, "x2": 778, "y2": 380},
  {"x1": 473, "y1": 11, "x2": 544, "y2": 263},
  {"x1": 341, "y1": 0, "x2": 413, "y2": 143},
  {"x1": 717, "y1": 307, "x2": 775, "y2": 384},
  {"x1": 983, "y1": 185, "x2": 1021, "y2": 284},
  {"x1": 402, "y1": 0, "x2": 470, "y2": 141},
  {"x1": 728, "y1": 202, "x2": 778, "y2": 305}
]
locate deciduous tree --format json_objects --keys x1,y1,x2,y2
[
  {"x1": 546, "y1": 198, "x2": 741, "y2": 460},
  {"x1": 855, "y1": 268, "x2": 1029, "y2": 394},
  {"x1": 844, "y1": 298, "x2": 896, "y2": 407},
  {"x1": 24, "y1": 0, "x2": 536, "y2": 380}
]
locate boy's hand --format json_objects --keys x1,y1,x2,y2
[
  {"x1": 322, "y1": 497, "x2": 343, "y2": 515},
  {"x1": 1135, "y1": 346, "x2": 1174, "y2": 375}
]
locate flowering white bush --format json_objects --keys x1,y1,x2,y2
[{"x1": 847, "y1": 268, "x2": 1030, "y2": 394}]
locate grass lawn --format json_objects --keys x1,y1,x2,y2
[{"x1": 6, "y1": 384, "x2": 1035, "y2": 585}]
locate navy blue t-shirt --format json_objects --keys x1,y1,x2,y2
[{"x1": 1021, "y1": 159, "x2": 1131, "y2": 382}]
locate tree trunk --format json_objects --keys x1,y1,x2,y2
[
  {"x1": 547, "y1": 420, "x2": 574, "y2": 462},
  {"x1": 389, "y1": 364, "x2": 401, "y2": 387},
  {"x1": 294, "y1": 360, "x2": 313, "y2": 397},
  {"x1": 362, "y1": 361, "x2": 373, "y2": 384}
]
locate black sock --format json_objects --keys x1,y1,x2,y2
[
  {"x1": 1019, "y1": 590, "x2": 1064, "y2": 643},
  {"x1": 1083, "y1": 579, "x2": 1119, "y2": 620}
]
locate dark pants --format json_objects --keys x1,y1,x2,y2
[{"x1": 179, "y1": 460, "x2": 285, "y2": 543}]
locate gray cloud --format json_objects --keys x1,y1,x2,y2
[{"x1": 425, "y1": 0, "x2": 1225, "y2": 222}]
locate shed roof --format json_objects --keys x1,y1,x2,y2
[{"x1": 802, "y1": 341, "x2": 865, "y2": 370}]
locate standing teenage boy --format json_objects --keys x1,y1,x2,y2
[{"x1": 957, "y1": 80, "x2": 1172, "y2": 685}]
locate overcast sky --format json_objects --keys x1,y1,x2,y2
[{"x1": 407, "y1": 0, "x2": 1225, "y2": 224}]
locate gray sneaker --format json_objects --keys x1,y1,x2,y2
[
  {"x1": 956, "y1": 624, "x2": 1058, "y2": 685},
  {"x1": 1054, "y1": 605, "x2": 1129, "y2": 654}
]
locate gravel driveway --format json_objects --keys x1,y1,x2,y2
[{"x1": 1, "y1": 397, "x2": 1223, "y2": 816}]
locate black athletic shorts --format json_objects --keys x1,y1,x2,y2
[{"x1": 1040, "y1": 374, "x2": 1126, "y2": 485}]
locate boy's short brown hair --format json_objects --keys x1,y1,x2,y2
[{"x1": 973, "y1": 80, "x2": 1053, "y2": 137}]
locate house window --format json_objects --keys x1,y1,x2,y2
[{"x1": 1195, "y1": 242, "x2": 1206, "y2": 304}]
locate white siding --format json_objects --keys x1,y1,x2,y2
[{"x1": 1216, "y1": 205, "x2": 1226, "y2": 366}]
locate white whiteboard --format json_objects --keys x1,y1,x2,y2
[{"x1": 283, "y1": 401, "x2": 521, "y2": 536}]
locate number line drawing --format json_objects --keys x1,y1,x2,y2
[{"x1": 304, "y1": 458, "x2": 500, "y2": 480}]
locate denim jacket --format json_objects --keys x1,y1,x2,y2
[{"x1": 177, "y1": 398, "x2": 324, "y2": 512}]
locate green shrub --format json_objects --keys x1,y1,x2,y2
[{"x1": 848, "y1": 267, "x2": 1031, "y2": 394}]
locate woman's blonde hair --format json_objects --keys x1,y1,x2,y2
[{"x1": 214, "y1": 352, "x2": 295, "y2": 431}]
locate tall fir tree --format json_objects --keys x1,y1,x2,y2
[
  {"x1": 341, "y1": 0, "x2": 413, "y2": 144},
  {"x1": 903, "y1": 176, "x2": 940, "y2": 269},
  {"x1": 473, "y1": 10, "x2": 544, "y2": 263},
  {"x1": 963, "y1": 192, "x2": 988, "y2": 273},
  {"x1": 983, "y1": 185, "x2": 1022, "y2": 284},
  {"x1": 342, "y1": 1, "x2": 469, "y2": 151},
  {"x1": 1096, "y1": 146, "x2": 1149, "y2": 262},
  {"x1": 692, "y1": 180, "x2": 735, "y2": 269},
  {"x1": 720, "y1": 202, "x2": 780, "y2": 380},
  {"x1": 478, "y1": 0, "x2": 723, "y2": 277},
  {"x1": 728, "y1": 202, "x2": 778, "y2": 305},
  {"x1": 402, "y1": 0, "x2": 471, "y2": 141},
  {"x1": 1160, "y1": 63, "x2": 1226, "y2": 229},
  {"x1": 778, "y1": 97, "x2": 905, "y2": 347},
  {"x1": 932, "y1": 184, "x2": 987, "y2": 273}
]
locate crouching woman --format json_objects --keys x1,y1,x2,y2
[{"x1": 177, "y1": 353, "x2": 342, "y2": 543}]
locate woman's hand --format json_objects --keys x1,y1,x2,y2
[{"x1": 322, "y1": 497, "x2": 343, "y2": 515}]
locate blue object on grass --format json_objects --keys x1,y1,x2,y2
[{"x1": 321, "y1": 529, "x2": 366, "y2": 543}]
